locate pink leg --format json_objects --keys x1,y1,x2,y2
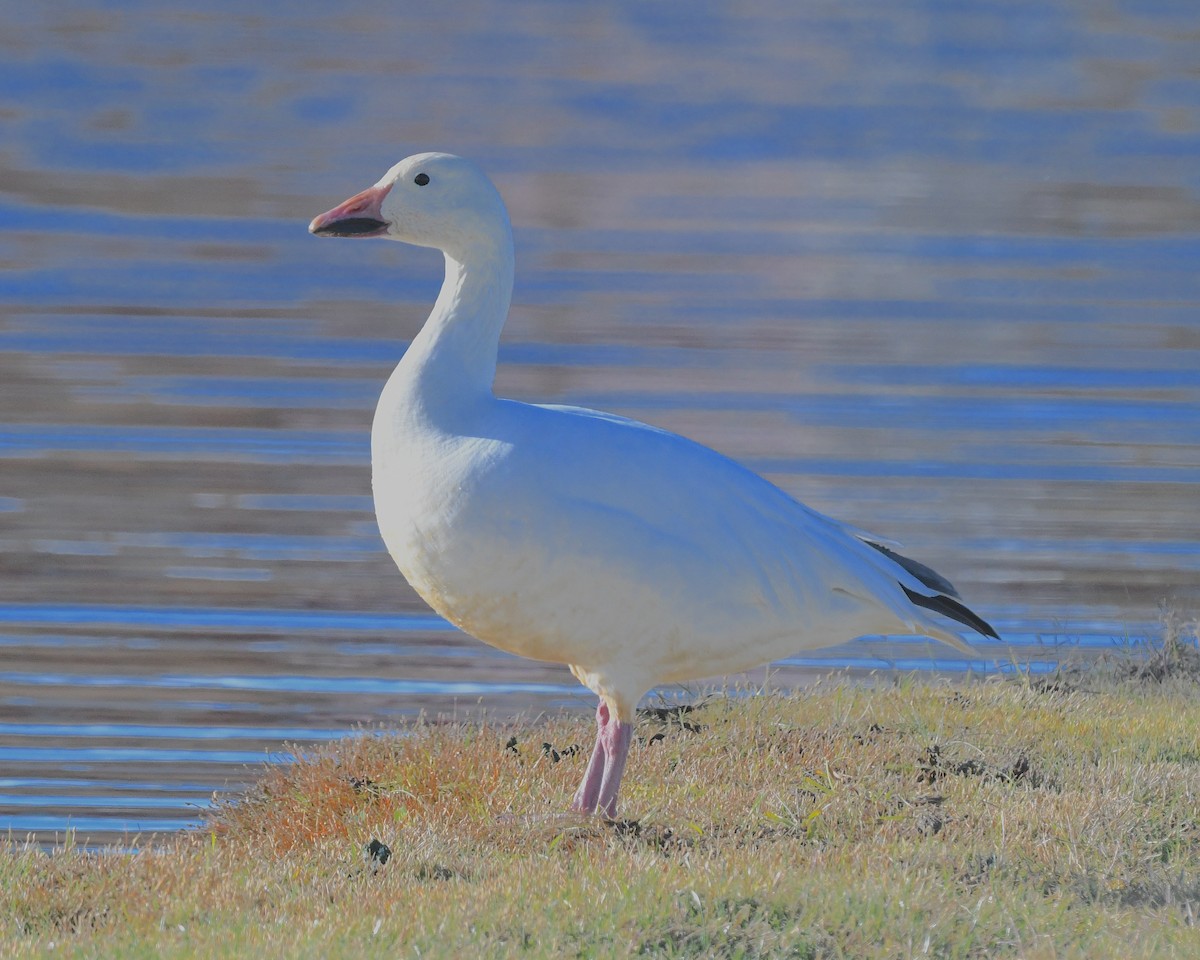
[
  {"x1": 569, "y1": 701, "x2": 634, "y2": 818},
  {"x1": 569, "y1": 702, "x2": 609, "y2": 813},
  {"x1": 596, "y1": 715, "x2": 633, "y2": 819}
]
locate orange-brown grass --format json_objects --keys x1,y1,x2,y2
[{"x1": 4, "y1": 673, "x2": 1200, "y2": 959}]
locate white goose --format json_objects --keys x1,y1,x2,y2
[{"x1": 310, "y1": 153, "x2": 997, "y2": 818}]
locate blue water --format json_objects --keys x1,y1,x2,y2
[{"x1": 2, "y1": 0, "x2": 1198, "y2": 844}]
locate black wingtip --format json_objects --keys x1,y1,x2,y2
[
  {"x1": 902, "y1": 585, "x2": 1000, "y2": 641},
  {"x1": 865, "y1": 541, "x2": 960, "y2": 598}
]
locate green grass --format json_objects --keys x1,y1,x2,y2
[{"x1": 5, "y1": 643, "x2": 1200, "y2": 958}]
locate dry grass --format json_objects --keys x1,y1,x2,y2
[{"x1": 4, "y1": 650, "x2": 1200, "y2": 958}]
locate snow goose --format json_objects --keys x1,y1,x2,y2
[{"x1": 309, "y1": 153, "x2": 998, "y2": 818}]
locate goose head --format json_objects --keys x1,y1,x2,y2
[{"x1": 309, "y1": 152, "x2": 509, "y2": 258}]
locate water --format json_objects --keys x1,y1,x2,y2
[{"x1": 2, "y1": 0, "x2": 1198, "y2": 845}]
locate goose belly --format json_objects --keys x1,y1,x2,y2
[
  {"x1": 372, "y1": 473, "x2": 657, "y2": 668},
  {"x1": 371, "y1": 465, "x2": 844, "y2": 683}
]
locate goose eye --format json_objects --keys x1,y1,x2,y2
[{"x1": 414, "y1": 173, "x2": 430, "y2": 186}]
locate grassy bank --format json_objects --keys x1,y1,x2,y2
[{"x1": 5, "y1": 659, "x2": 1200, "y2": 958}]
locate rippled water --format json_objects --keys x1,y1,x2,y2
[{"x1": 2, "y1": 1, "x2": 1198, "y2": 844}]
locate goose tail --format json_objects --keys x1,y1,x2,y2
[{"x1": 861, "y1": 540, "x2": 999, "y2": 652}]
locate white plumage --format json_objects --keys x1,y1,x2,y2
[{"x1": 310, "y1": 153, "x2": 997, "y2": 817}]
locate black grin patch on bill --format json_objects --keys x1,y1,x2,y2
[{"x1": 312, "y1": 217, "x2": 388, "y2": 237}]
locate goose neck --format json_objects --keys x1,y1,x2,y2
[{"x1": 399, "y1": 237, "x2": 514, "y2": 409}]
